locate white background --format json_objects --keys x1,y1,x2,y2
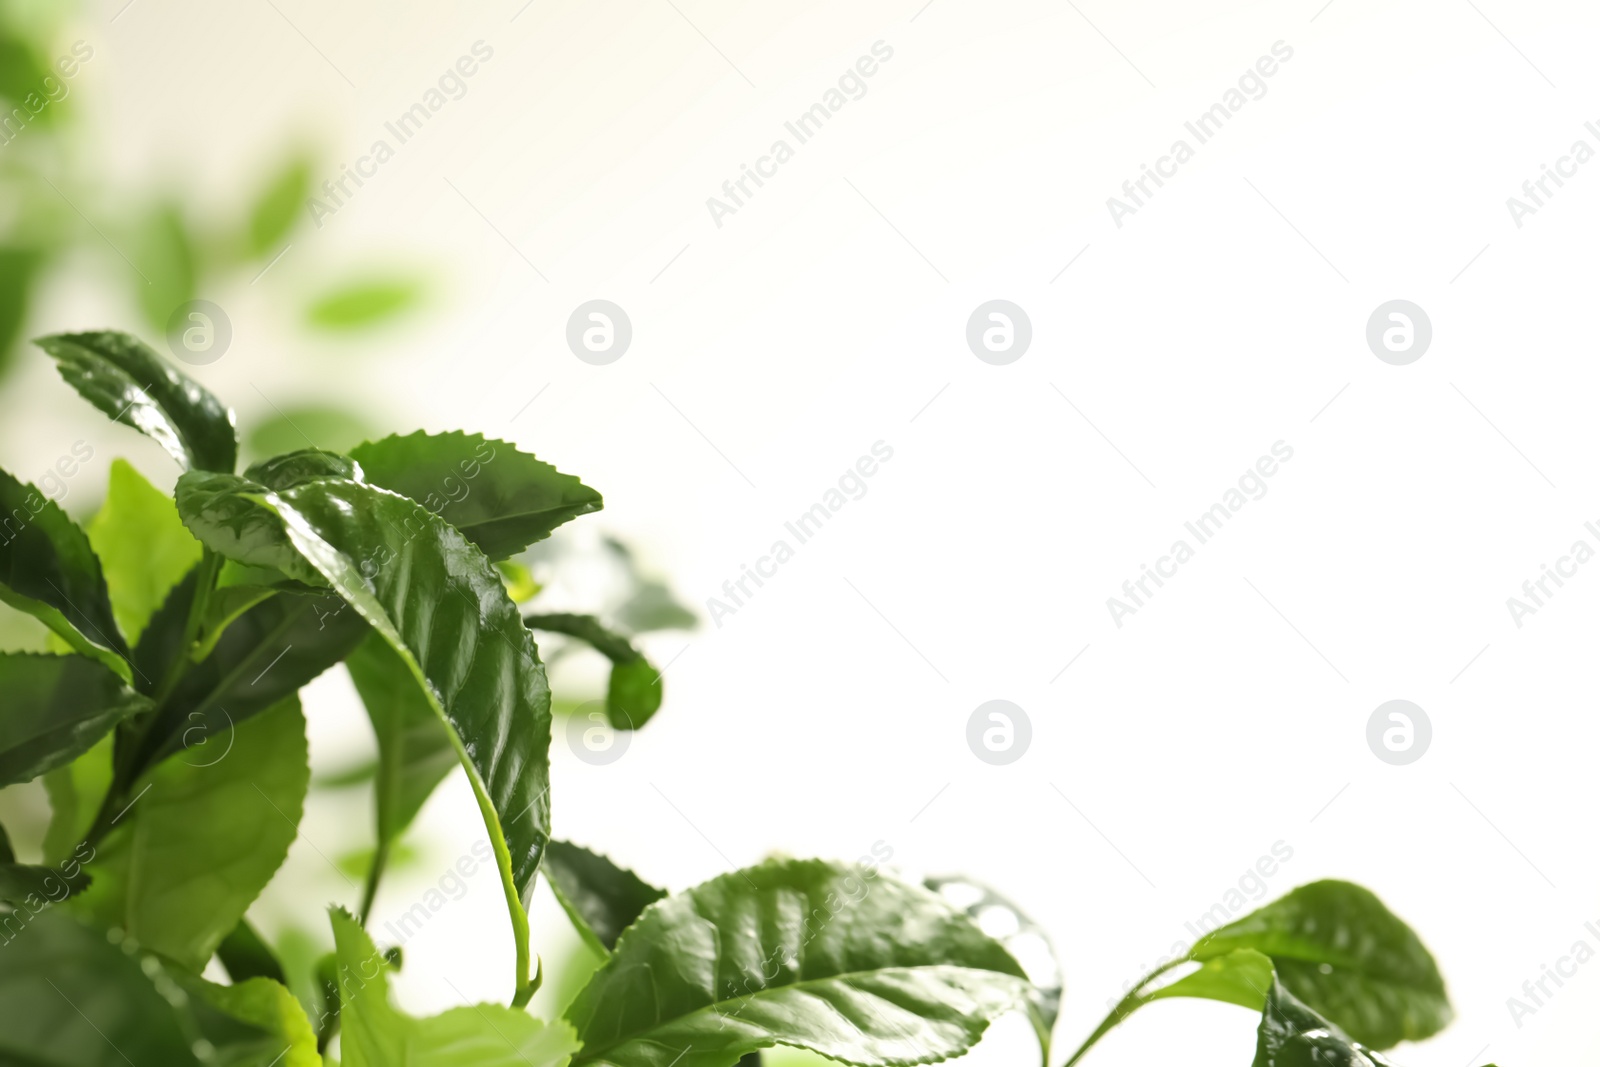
[{"x1": 3, "y1": 0, "x2": 1598, "y2": 1063}]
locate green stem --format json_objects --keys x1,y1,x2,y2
[
  {"x1": 1060, "y1": 958, "x2": 1184, "y2": 1067},
  {"x1": 358, "y1": 838, "x2": 389, "y2": 926}
]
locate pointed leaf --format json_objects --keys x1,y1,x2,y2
[
  {"x1": 1143, "y1": 948, "x2": 1274, "y2": 1012},
  {"x1": 566, "y1": 859, "x2": 1031, "y2": 1067},
  {"x1": 86, "y1": 458, "x2": 202, "y2": 644},
  {"x1": 1194, "y1": 881, "x2": 1450, "y2": 1050},
  {"x1": 330, "y1": 907, "x2": 580, "y2": 1067},
  {"x1": 525, "y1": 613, "x2": 661, "y2": 728},
  {"x1": 0, "y1": 910, "x2": 202, "y2": 1066},
  {"x1": 0, "y1": 652, "x2": 149, "y2": 788},
  {"x1": 177, "y1": 471, "x2": 555, "y2": 1001},
  {"x1": 306, "y1": 276, "x2": 424, "y2": 330},
  {"x1": 351, "y1": 431, "x2": 602, "y2": 560},
  {"x1": 543, "y1": 839, "x2": 665, "y2": 954},
  {"x1": 74, "y1": 696, "x2": 310, "y2": 970},
  {"x1": 0, "y1": 466, "x2": 130, "y2": 678},
  {"x1": 35, "y1": 330, "x2": 238, "y2": 472},
  {"x1": 247, "y1": 155, "x2": 314, "y2": 258},
  {"x1": 131, "y1": 202, "x2": 197, "y2": 333}
]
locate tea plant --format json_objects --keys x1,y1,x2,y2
[{"x1": 0, "y1": 330, "x2": 1493, "y2": 1066}]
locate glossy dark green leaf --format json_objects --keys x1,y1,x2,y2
[
  {"x1": 0, "y1": 653, "x2": 149, "y2": 788},
  {"x1": 131, "y1": 202, "x2": 197, "y2": 333},
  {"x1": 219, "y1": 918, "x2": 289, "y2": 984},
  {"x1": 525, "y1": 612, "x2": 661, "y2": 729},
  {"x1": 244, "y1": 448, "x2": 361, "y2": 489},
  {"x1": 1144, "y1": 948, "x2": 1274, "y2": 1012},
  {"x1": 331, "y1": 907, "x2": 580, "y2": 1067},
  {"x1": 0, "y1": 466, "x2": 130, "y2": 678},
  {"x1": 177, "y1": 472, "x2": 554, "y2": 1002},
  {"x1": 35, "y1": 330, "x2": 238, "y2": 472},
  {"x1": 925, "y1": 874, "x2": 1063, "y2": 1036},
  {"x1": 74, "y1": 696, "x2": 309, "y2": 971},
  {"x1": 86, "y1": 458, "x2": 202, "y2": 645},
  {"x1": 1194, "y1": 881, "x2": 1451, "y2": 1050},
  {"x1": 566, "y1": 859, "x2": 1031, "y2": 1067},
  {"x1": 246, "y1": 155, "x2": 313, "y2": 258},
  {"x1": 351, "y1": 431, "x2": 602, "y2": 560},
  {"x1": 306, "y1": 276, "x2": 423, "y2": 330},
  {"x1": 130, "y1": 572, "x2": 366, "y2": 771},
  {"x1": 168, "y1": 469, "x2": 323, "y2": 584},
  {"x1": 543, "y1": 839, "x2": 665, "y2": 954},
  {"x1": 0, "y1": 909, "x2": 202, "y2": 1066},
  {"x1": 345, "y1": 632, "x2": 458, "y2": 914},
  {"x1": 1247, "y1": 980, "x2": 1467, "y2": 1067}
]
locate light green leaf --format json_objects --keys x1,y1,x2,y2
[
  {"x1": 306, "y1": 277, "x2": 423, "y2": 330},
  {"x1": 247, "y1": 155, "x2": 313, "y2": 259},
  {"x1": 41, "y1": 733, "x2": 113, "y2": 862},
  {"x1": 0, "y1": 652, "x2": 149, "y2": 788},
  {"x1": 330, "y1": 907, "x2": 580, "y2": 1067},
  {"x1": 1143, "y1": 948, "x2": 1274, "y2": 1012},
  {"x1": 524, "y1": 613, "x2": 661, "y2": 729},
  {"x1": 1193, "y1": 881, "x2": 1451, "y2": 1050},
  {"x1": 0, "y1": 465, "x2": 130, "y2": 679},
  {"x1": 566, "y1": 859, "x2": 1031, "y2": 1067},
  {"x1": 131, "y1": 201, "x2": 197, "y2": 333},
  {"x1": 74, "y1": 696, "x2": 309, "y2": 971},
  {"x1": 345, "y1": 632, "x2": 458, "y2": 915},
  {"x1": 244, "y1": 404, "x2": 375, "y2": 462},
  {"x1": 34, "y1": 330, "x2": 238, "y2": 472},
  {"x1": 0, "y1": 909, "x2": 202, "y2": 1065},
  {"x1": 543, "y1": 839, "x2": 665, "y2": 955},
  {"x1": 184, "y1": 972, "x2": 322, "y2": 1067},
  {"x1": 177, "y1": 472, "x2": 554, "y2": 1003},
  {"x1": 351, "y1": 431, "x2": 602, "y2": 561},
  {"x1": 87, "y1": 458, "x2": 202, "y2": 644}
]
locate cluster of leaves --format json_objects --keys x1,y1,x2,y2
[{"x1": 0, "y1": 330, "x2": 1494, "y2": 1067}]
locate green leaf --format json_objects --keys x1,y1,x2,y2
[
  {"x1": 1248, "y1": 980, "x2": 1486, "y2": 1067},
  {"x1": 219, "y1": 918, "x2": 290, "y2": 984},
  {"x1": 41, "y1": 733, "x2": 113, "y2": 862},
  {"x1": 74, "y1": 696, "x2": 310, "y2": 971},
  {"x1": 0, "y1": 819, "x2": 90, "y2": 904},
  {"x1": 344, "y1": 632, "x2": 458, "y2": 915},
  {"x1": 247, "y1": 155, "x2": 313, "y2": 259},
  {"x1": 525, "y1": 613, "x2": 661, "y2": 729},
  {"x1": 565, "y1": 858, "x2": 1031, "y2": 1067},
  {"x1": 177, "y1": 472, "x2": 555, "y2": 1003},
  {"x1": 182, "y1": 972, "x2": 322, "y2": 1067},
  {"x1": 351, "y1": 431, "x2": 602, "y2": 560},
  {"x1": 86, "y1": 458, "x2": 202, "y2": 644},
  {"x1": 0, "y1": 909, "x2": 202, "y2": 1066},
  {"x1": 0, "y1": 245, "x2": 45, "y2": 374},
  {"x1": 1193, "y1": 881, "x2": 1451, "y2": 1050},
  {"x1": 130, "y1": 573, "x2": 366, "y2": 771},
  {"x1": 34, "y1": 330, "x2": 238, "y2": 472},
  {"x1": 606, "y1": 538, "x2": 696, "y2": 634},
  {"x1": 543, "y1": 839, "x2": 665, "y2": 955},
  {"x1": 245, "y1": 448, "x2": 362, "y2": 489},
  {"x1": 0, "y1": 466, "x2": 130, "y2": 678},
  {"x1": 131, "y1": 202, "x2": 197, "y2": 333},
  {"x1": 1143, "y1": 948, "x2": 1274, "y2": 1012},
  {"x1": 306, "y1": 277, "x2": 423, "y2": 330},
  {"x1": 0, "y1": 653, "x2": 149, "y2": 788},
  {"x1": 330, "y1": 907, "x2": 580, "y2": 1067},
  {"x1": 244, "y1": 403, "x2": 375, "y2": 461},
  {"x1": 925, "y1": 875, "x2": 1063, "y2": 1037}
]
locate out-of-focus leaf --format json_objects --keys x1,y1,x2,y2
[
  {"x1": 86, "y1": 458, "x2": 201, "y2": 644},
  {"x1": 41, "y1": 733, "x2": 112, "y2": 862},
  {"x1": 219, "y1": 918, "x2": 289, "y2": 985},
  {"x1": 131, "y1": 201, "x2": 197, "y2": 333},
  {"x1": 0, "y1": 245, "x2": 44, "y2": 375},
  {"x1": 34, "y1": 330, "x2": 239, "y2": 473},
  {"x1": 0, "y1": 909, "x2": 202, "y2": 1065},
  {"x1": 74, "y1": 696, "x2": 309, "y2": 971},
  {"x1": 331, "y1": 907, "x2": 580, "y2": 1067},
  {"x1": 244, "y1": 404, "x2": 376, "y2": 461},
  {"x1": 351, "y1": 431, "x2": 602, "y2": 561},
  {"x1": 1194, "y1": 881, "x2": 1451, "y2": 1050},
  {"x1": 542, "y1": 839, "x2": 665, "y2": 954},
  {"x1": 0, "y1": 465, "x2": 130, "y2": 678},
  {"x1": 181, "y1": 970, "x2": 322, "y2": 1067},
  {"x1": 498, "y1": 560, "x2": 541, "y2": 602},
  {"x1": 926, "y1": 874, "x2": 1063, "y2": 1039},
  {"x1": 0, "y1": 819, "x2": 89, "y2": 904},
  {"x1": 247, "y1": 155, "x2": 313, "y2": 259},
  {"x1": 565, "y1": 859, "x2": 1032, "y2": 1067},
  {"x1": 305, "y1": 277, "x2": 423, "y2": 330},
  {"x1": 524, "y1": 612, "x2": 661, "y2": 729},
  {"x1": 0, "y1": 653, "x2": 148, "y2": 788}
]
